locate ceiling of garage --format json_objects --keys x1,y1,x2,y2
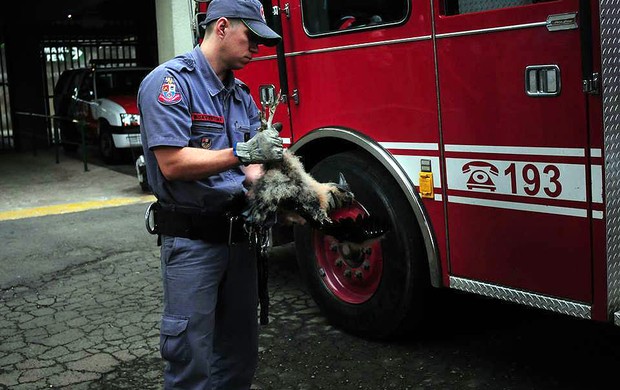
[{"x1": 3, "y1": 0, "x2": 152, "y2": 37}]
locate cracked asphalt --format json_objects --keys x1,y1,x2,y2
[{"x1": 2, "y1": 151, "x2": 620, "y2": 389}]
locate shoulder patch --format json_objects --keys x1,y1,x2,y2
[{"x1": 158, "y1": 76, "x2": 182, "y2": 105}]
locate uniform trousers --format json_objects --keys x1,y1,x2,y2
[{"x1": 159, "y1": 235, "x2": 258, "y2": 390}]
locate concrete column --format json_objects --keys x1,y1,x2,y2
[{"x1": 155, "y1": 0, "x2": 195, "y2": 64}]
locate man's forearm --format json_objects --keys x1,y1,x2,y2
[{"x1": 154, "y1": 146, "x2": 241, "y2": 181}]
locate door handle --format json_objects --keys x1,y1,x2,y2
[{"x1": 525, "y1": 65, "x2": 561, "y2": 97}]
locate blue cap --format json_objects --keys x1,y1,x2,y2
[{"x1": 204, "y1": 0, "x2": 281, "y2": 47}]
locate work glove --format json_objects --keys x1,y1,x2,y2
[{"x1": 234, "y1": 123, "x2": 283, "y2": 165}]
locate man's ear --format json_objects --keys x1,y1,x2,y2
[{"x1": 216, "y1": 17, "x2": 229, "y2": 39}]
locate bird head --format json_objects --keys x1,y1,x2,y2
[{"x1": 326, "y1": 173, "x2": 354, "y2": 211}]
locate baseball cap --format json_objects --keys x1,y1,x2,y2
[{"x1": 203, "y1": 0, "x2": 281, "y2": 47}]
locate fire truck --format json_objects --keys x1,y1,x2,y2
[{"x1": 193, "y1": 0, "x2": 620, "y2": 339}]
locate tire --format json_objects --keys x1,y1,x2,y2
[
  {"x1": 99, "y1": 122, "x2": 122, "y2": 164},
  {"x1": 294, "y1": 151, "x2": 429, "y2": 339}
]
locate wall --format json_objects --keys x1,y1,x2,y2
[
  {"x1": 4, "y1": 24, "x2": 47, "y2": 151},
  {"x1": 3, "y1": 0, "x2": 159, "y2": 151},
  {"x1": 155, "y1": 0, "x2": 195, "y2": 64}
]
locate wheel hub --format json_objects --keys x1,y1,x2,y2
[
  {"x1": 314, "y1": 202, "x2": 384, "y2": 304},
  {"x1": 337, "y1": 242, "x2": 364, "y2": 268}
]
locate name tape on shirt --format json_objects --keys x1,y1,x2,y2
[{"x1": 192, "y1": 113, "x2": 225, "y2": 124}]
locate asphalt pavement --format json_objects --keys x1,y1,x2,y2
[{"x1": 2, "y1": 148, "x2": 620, "y2": 390}]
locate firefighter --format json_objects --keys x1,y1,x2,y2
[{"x1": 137, "y1": 0, "x2": 282, "y2": 388}]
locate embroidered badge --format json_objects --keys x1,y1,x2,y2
[
  {"x1": 260, "y1": 6, "x2": 265, "y2": 22},
  {"x1": 200, "y1": 137, "x2": 212, "y2": 149},
  {"x1": 158, "y1": 76, "x2": 182, "y2": 105}
]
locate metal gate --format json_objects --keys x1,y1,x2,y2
[
  {"x1": 0, "y1": 30, "x2": 13, "y2": 150},
  {"x1": 41, "y1": 36, "x2": 138, "y2": 144}
]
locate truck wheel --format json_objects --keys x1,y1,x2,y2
[
  {"x1": 99, "y1": 122, "x2": 122, "y2": 164},
  {"x1": 294, "y1": 151, "x2": 429, "y2": 339}
]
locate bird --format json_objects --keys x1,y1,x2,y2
[
  {"x1": 243, "y1": 150, "x2": 386, "y2": 244},
  {"x1": 242, "y1": 96, "x2": 387, "y2": 245},
  {"x1": 244, "y1": 149, "x2": 354, "y2": 230}
]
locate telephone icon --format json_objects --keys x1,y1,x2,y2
[{"x1": 462, "y1": 161, "x2": 499, "y2": 192}]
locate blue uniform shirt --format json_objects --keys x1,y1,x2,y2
[{"x1": 138, "y1": 46, "x2": 261, "y2": 215}]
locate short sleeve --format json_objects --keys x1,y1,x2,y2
[{"x1": 138, "y1": 68, "x2": 192, "y2": 150}]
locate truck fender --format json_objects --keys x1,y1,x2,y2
[
  {"x1": 289, "y1": 127, "x2": 442, "y2": 288},
  {"x1": 93, "y1": 99, "x2": 126, "y2": 127}
]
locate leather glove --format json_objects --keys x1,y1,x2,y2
[{"x1": 234, "y1": 123, "x2": 283, "y2": 165}]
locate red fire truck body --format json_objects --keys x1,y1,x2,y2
[{"x1": 195, "y1": 0, "x2": 620, "y2": 337}]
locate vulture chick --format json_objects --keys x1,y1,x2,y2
[
  {"x1": 243, "y1": 150, "x2": 386, "y2": 244},
  {"x1": 242, "y1": 96, "x2": 386, "y2": 244}
]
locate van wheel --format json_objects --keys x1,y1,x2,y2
[
  {"x1": 294, "y1": 151, "x2": 429, "y2": 339},
  {"x1": 99, "y1": 122, "x2": 122, "y2": 164}
]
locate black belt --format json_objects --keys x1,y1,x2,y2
[{"x1": 145, "y1": 203, "x2": 247, "y2": 244}]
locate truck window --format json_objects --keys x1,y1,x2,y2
[
  {"x1": 95, "y1": 69, "x2": 149, "y2": 98},
  {"x1": 443, "y1": 0, "x2": 554, "y2": 16},
  {"x1": 77, "y1": 73, "x2": 94, "y2": 101},
  {"x1": 301, "y1": 0, "x2": 408, "y2": 36}
]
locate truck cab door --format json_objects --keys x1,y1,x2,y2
[
  {"x1": 272, "y1": 0, "x2": 434, "y2": 144},
  {"x1": 434, "y1": 0, "x2": 598, "y2": 304},
  {"x1": 73, "y1": 72, "x2": 96, "y2": 128}
]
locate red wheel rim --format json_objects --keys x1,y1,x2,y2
[{"x1": 313, "y1": 201, "x2": 383, "y2": 304}]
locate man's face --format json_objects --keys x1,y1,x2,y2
[{"x1": 222, "y1": 21, "x2": 260, "y2": 70}]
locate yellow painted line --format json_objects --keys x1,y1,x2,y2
[{"x1": 0, "y1": 195, "x2": 156, "y2": 222}]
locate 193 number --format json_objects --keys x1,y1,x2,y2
[{"x1": 504, "y1": 163, "x2": 562, "y2": 197}]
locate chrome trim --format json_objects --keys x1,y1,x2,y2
[
  {"x1": 600, "y1": 0, "x2": 620, "y2": 321},
  {"x1": 546, "y1": 12, "x2": 579, "y2": 32},
  {"x1": 251, "y1": 54, "x2": 278, "y2": 62},
  {"x1": 285, "y1": 36, "x2": 432, "y2": 57},
  {"x1": 251, "y1": 21, "x2": 550, "y2": 62},
  {"x1": 251, "y1": 35, "x2": 432, "y2": 62},
  {"x1": 251, "y1": 22, "x2": 547, "y2": 62},
  {"x1": 450, "y1": 276, "x2": 591, "y2": 319},
  {"x1": 290, "y1": 128, "x2": 442, "y2": 288},
  {"x1": 273, "y1": 3, "x2": 289, "y2": 18},
  {"x1": 436, "y1": 21, "x2": 547, "y2": 39},
  {"x1": 616, "y1": 311, "x2": 620, "y2": 326}
]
